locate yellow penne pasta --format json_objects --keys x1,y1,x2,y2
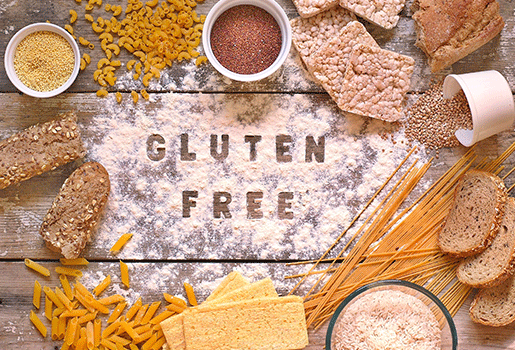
[
  {"x1": 74, "y1": 292, "x2": 96, "y2": 314},
  {"x1": 43, "y1": 286, "x2": 65, "y2": 310},
  {"x1": 60, "y1": 309, "x2": 88, "y2": 318},
  {"x1": 65, "y1": 317, "x2": 79, "y2": 346},
  {"x1": 55, "y1": 266, "x2": 83, "y2": 277},
  {"x1": 163, "y1": 293, "x2": 187, "y2": 308},
  {"x1": 166, "y1": 303, "x2": 185, "y2": 313},
  {"x1": 120, "y1": 320, "x2": 139, "y2": 340},
  {"x1": 94, "y1": 318, "x2": 101, "y2": 347},
  {"x1": 109, "y1": 334, "x2": 131, "y2": 346},
  {"x1": 55, "y1": 287, "x2": 73, "y2": 311},
  {"x1": 102, "y1": 319, "x2": 122, "y2": 339},
  {"x1": 107, "y1": 301, "x2": 127, "y2": 323},
  {"x1": 140, "y1": 301, "x2": 160, "y2": 325},
  {"x1": 120, "y1": 261, "x2": 129, "y2": 288},
  {"x1": 133, "y1": 303, "x2": 149, "y2": 326},
  {"x1": 25, "y1": 259, "x2": 50, "y2": 277},
  {"x1": 59, "y1": 275, "x2": 74, "y2": 300},
  {"x1": 33, "y1": 280, "x2": 42, "y2": 309},
  {"x1": 149, "y1": 310, "x2": 173, "y2": 325},
  {"x1": 183, "y1": 282, "x2": 197, "y2": 306},
  {"x1": 99, "y1": 294, "x2": 124, "y2": 306},
  {"x1": 85, "y1": 295, "x2": 109, "y2": 314},
  {"x1": 30, "y1": 310, "x2": 47, "y2": 338},
  {"x1": 52, "y1": 306, "x2": 65, "y2": 318},
  {"x1": 141, "y1": 332, "x2": 158, "y2": 350},
  {"x1": 58, "y1": 315, "x2": 66, "y2": 340},
  {"x1": 86, "y1": 321, "x2": 94, "y2": 349},
  {"x1": 110, "y1": 233, "x2": 133, "y2": 253},
  {"x1": 51, "y1": 316, "x2": 59, "y2": 340},
  {"x1": 75, "y1": 282, "x2": 94, "y2": 299},
  {"x1": 93, "y1": 275, "x2": 111, "y2": 296},
  {"x1": 101, "y1": 338, "x2": 118, "y2": 350},
  {"x1": 125, "y1": 297, "x2": 142, "y2": 321},
  {"x1": 78, "y1": 311, "x2": 97, "y2": 325},
  {"x1": 150, "y1": 336, "x2": 167, "y2": 350},
  {"x1": 60, "y1": 258, "x2": 89, "y2": 266},
  {"x1": 134, "y1": 329, "x2": 153, "y2": 344}
]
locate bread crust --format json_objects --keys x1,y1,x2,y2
[
  {"x1": 412, "y1": 0, "x2": 504, "y2": 72},
  {"x1": 437, "y1": 169, "x2": 507, "y2": 257},
  {"x1": 457, "y1": 197, "x2": 515, "y2": 288},
  {"x1": 469, "y1": 276, "x2": 515, "y2": 326},
  {"x1": 40, "y1": 161, "x2": 110, "y2": 259}
]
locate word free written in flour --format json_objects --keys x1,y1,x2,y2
[{"x1": 147, "y1": 133, "x2": 326, "y2": 219}]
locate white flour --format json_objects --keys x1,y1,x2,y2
[{"x1": 83, "y1": 88, "x2": 425, "y2": 261}]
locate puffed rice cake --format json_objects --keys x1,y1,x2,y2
[
  {"x1": 310, "y1": 21, "x2": 380, "y2": 103},
  {"x1": 337, "y1": 44, "x2": 415, "y2": 122},
  {"x1": 292, "y1": 0, "x2": 339, "y2": 18},
  {"x1": 340, "y1": 0, "x2": 407, "y2": 29},
  {"x1": 291, "y1": 7, "x2": 356, "y2": 75}
]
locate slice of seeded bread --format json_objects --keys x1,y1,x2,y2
[
  {"x1": 0, "y1": 112, "x2": 86, "y2": 190},
  {"x1": 457, "y1": 197, "x2": 515, "y2": 288},
  {"x1": 438, "y1": 169, "x2": 507, "y2": 257},
  {"x1": 40, "y1": 162, "x2": 110, "y2": 259},
  {"x1": 469, "y1": 275, "x2": 515, "y2": 327}
]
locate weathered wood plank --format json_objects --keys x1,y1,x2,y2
[
  {"x1": 2, "y1": 93, "x2": 515, "y2": 261},
  {"x1": 1, "y1": 261, "x2": 515, "y2": 350},
  {"x1": 1, "y1": 0, "x2": 514, "y2": 93}
]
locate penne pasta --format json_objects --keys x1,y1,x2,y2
[
  {"x1": 55, "y1": 287, "x2": 73, "y2": 311},
  {"x1": 107, "y1": 301, "x2": 127, "y2": 323},
  {"x1": 55, "y1": 266, "x2": 83, "y2": 277},
  {"x1": 59, "y1": 274, "x2": 74, "y2": 300},
  {"x1": 43, "y1": 286, "x2": 65, "y2": 310},
  {"x1": 25, "y1": 259, "x2": 50, "y2": 277},
  {"x1": 125, "y1": 297, "x2": 142, "y2": 321},
  {"x1": 65, "y1": 317, "x2": 79, "y2": 346},
  {"x1": 183, "y1": 282, "x2": 197, "y2": 306},
  {"x1": 94, "y1": 318, "x2": 101, "y2": 347},
  {"x1": 93, "y1": 275, "x2": 111, "y2": 296},
  {"x1": 33, "y1": 280, "x2": 42, "y2": 309},
  {"x1": 110, "y1": 233, "x2": 133, "y2": 253},
  {"x1": 51, "y1": 316, "x2": 59, "y2": 340},
  {"x1": 29, "y1": 310, "x2": 47, "y2": 338},
  {"x1": 120, "y1": 260, "x2": 129, "y2": 288},
  {"x1": 99, "y1": 294, "x2": 124, "y2": 306},
  {"x1": 60, "y1": 258, "x2": 89, "y2": 266},
  {"x1": 149, "y1": 310, "x2": 173, "y2": 325},
  {"x1": 86, "y1": 321, "x2": 94, "y2": 350},
  {"x1": 140, "y1": 301, "x2": 160, "y2": 325}
]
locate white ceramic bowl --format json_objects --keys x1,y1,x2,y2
[
  {"x1": 202, "y1": 0, "x2": 292, "y2": 82},
  {"x1": 4, "y1": 23, "x2": 81, "y2": 98}
]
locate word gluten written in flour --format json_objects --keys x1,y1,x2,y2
[{"x1": 147, "y1": 133, "x2": 326, "y2": 219}]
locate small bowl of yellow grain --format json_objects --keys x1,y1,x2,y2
[{"x1": 4, "y1": 23, "x2": 80, "y2": 98}]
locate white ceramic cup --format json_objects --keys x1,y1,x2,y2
[
  {"x1": 4, "y1": 23, "x2": 81, "y2": 98},
  {"x1": 202, "y1": 0, "x2": 292, "y2": 82},
  {"x1": 443, "y1": 70, "x2": 515, "y2": 147}
]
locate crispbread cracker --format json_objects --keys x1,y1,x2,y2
[
  {"x1": 340, "y1": 0, "x2": 406, "y2": 29},
  {"x1": 205, "y1": 271, "x2": 249, "y2": 302},
  {"x1": 161, "y1": 272, "x2": 249, "y2": 350},
  {"x1": 183, "y1": 296, "x2": 309, "y2": 350},
  {"x1": 311, "y1": 21, "x2": 379, "y2": 103},
  {"x1": 291, "y1": 7, "x2": 356, "y2": 75},
  {"x1": 292, "y1": 0, "x2": 339, "y2": 18},
  {"x1": 210, "y1": 278, "x2": 278, "y2": 305},
  {"x1": 337, "y1": 44, "x2": 414, "y2": 122},
  {"x1": 161, "y1": 274, "x2": 278, "y2": 350}
]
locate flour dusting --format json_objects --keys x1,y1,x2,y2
[{"x1": 82, "y1": 91, "x2": 424, "y2": 261}]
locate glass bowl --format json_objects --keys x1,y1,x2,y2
[{"x1": 326, "y1": 280, "x2": 458, "y2": 350}]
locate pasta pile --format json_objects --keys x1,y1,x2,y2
[
  {"x1": 27, "y1": 257, "x2": 198, "y2": 350},
  {"x1": 67, "y1": 0, "x2": 207, "y2": 102},
  {"x1": 288, "y1": 143, "x2": 515, "y2": 329}
]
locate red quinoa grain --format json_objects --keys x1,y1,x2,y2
[{"x1": 210, "y1": 5, "x2": 282, "y2": 75}]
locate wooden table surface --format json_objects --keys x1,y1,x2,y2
[{"x1": 2, "y1": 0, "x2": 515, "y2": 349}]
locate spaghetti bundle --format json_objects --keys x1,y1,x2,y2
[{"x1": 289, "y1": 143, "x2": 515, "y2": 329}]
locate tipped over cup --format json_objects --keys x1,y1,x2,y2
[{"x1": 443, "y1": 70, "x2": 515, "y2": 147}]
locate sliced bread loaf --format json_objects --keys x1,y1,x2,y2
[
  {"x1": 457, "y1": 197, "x2": 515, "y2": 288},
  {"x1": 438, "y1": 169, "x2": 507, "y2": 257},
  {"x1": 40, "y1": 161, "x2": 110, "y2": 259},
  {"x1": 469, "y1": 275, "x2": 515, "y2": 326}
]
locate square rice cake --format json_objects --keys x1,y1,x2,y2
[
  {"x1": 292, "y1": 0, "x2": 339, "y2": 18},
  {"x1": 291, "y1": 6, "x2": 356, "y2": 74},
  {"x1": 337, "y1": 44, "x2": 414, "y2": 122},
  {"x1": 340, "y1": 0, "x2": 406, "y2": 29},
  {"x1": 311, "y1": 21, "x2": 379, "y2": 103},
  {"x1": 182, "y1": 296, "x2": 309, "y2": 350}
]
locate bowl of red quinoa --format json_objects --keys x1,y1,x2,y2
[
  {"x1": 202, "y1": 0, "x2": 292, "y2": 82},
  {"x1": 326, "y1": 280, "x2": 458, "y2": 350},
  {"x1": 4, "y1": 23, "x2": 80, "y2": 98}
]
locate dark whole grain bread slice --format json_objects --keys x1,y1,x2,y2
[
  {"x1": 438, "y1": 169, "x2": 507, "y2": 257},
  {"x1": 0, "y1": 112, "x2": 86, "y2": 190},
  {"x1": 469, "y1": 275, "x2": 515, "y2": 326},
  {"x1": 40, "y1": 162, "x2": 110, "y2": 259},
  {"x1": 457, "y1": 197, "x2": 515, "y2": 288}
]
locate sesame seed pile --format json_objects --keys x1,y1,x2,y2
[
  {"x1": 13, "y1": 31, "x2": 75, "y2": 92},
  {"x1": 404, "y1": 81, "x2": 473, "y2": 151}
]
